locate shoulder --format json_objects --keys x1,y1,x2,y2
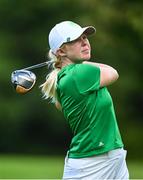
[
  {"x1": 74, "y1": 63, "x2": 100, "y2": 72},
  {"x1": 74, "y1": 63, "x2": 99, "y2": 70},
  {"x1": 73, "y1": 63, "x2": 100, "y2": 78}
]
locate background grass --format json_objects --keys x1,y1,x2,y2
[
  {"x1": 0, "y1": 154, "x2": 143, "y2": 179},
  {"x1": 0, "y1": 155, "x2": 64, "y2": 179}
]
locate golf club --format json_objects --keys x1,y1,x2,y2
[{"x1": 11, "y1": 61, "x2": 53, "y2": 94}]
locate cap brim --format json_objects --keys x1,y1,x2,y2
[
  {"x1": 70, "y1": 26, "x2": 96, "y2": 42},
  {"x1": 61, "y1": 26, "x2": 96, "y2": 47},
  {"x1": 82, "y1": 26, "x2": 96, "y2": 35}
]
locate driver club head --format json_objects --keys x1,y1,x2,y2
[{"x1": 11, "y1": 69, "x2": 36, "y2": 94}]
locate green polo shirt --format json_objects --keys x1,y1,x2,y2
[{"x1": 57, "y1": 63, "x2": 123, "y2": 158}]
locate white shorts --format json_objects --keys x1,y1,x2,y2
[{"x1": 63, "y1": 148, "x2": 129, "y2": 180}]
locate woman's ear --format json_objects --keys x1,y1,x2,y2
[{"x1": 56, "y1": 48, "x2": 66, "y2": 57}]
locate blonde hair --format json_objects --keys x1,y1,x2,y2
[{"x1": 40, "y1": 50, "x2": 61, "y2": 103}]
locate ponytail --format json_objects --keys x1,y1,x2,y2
[{"x1": 40, "y1": 50, "x2": 61, "y2": 102}]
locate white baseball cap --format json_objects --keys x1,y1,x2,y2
[{"x1": 49, "y1": 21, "x2": 96, "y2": 54}]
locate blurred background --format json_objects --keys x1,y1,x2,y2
[{"x1": 0, "y1": 0, "x2": 143, "y2": 179}]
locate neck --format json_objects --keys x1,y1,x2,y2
[
  {"x1": 61, "y1": 57, "x2": 74, "y2": 68},
  {"x1": 60, "y1": 57, "x2": 84, "y2": 68}
]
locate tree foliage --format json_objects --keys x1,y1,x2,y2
[{"x1": 0, "y1": 0, "x2": 142, "y2": 158}]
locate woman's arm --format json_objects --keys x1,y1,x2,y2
[{"x1": 83, "y1": 61, "x2": 119, "y2": 87}]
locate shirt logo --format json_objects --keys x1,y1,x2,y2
[{"x1": 99, "y1": 142, "x2": 104, "y2": 147}]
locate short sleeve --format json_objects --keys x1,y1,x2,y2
[{"x1": 73, "y1": 63, "x2": 100, "y2": 94}]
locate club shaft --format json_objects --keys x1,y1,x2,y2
[{"x1": 23, "y1": 61, "x2": 49, "y2": 70}]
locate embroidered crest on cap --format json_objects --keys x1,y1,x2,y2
[{"x1": 66, "y1": 37, "x2": 71, "y2": 42}]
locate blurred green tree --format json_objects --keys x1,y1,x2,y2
[{"x1": 0, "y1": 0, "x2": 142, "y2": 158}]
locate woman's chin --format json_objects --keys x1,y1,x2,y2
[{"x1": 82, "y1": 55, "x2": 91, "y2": 60}]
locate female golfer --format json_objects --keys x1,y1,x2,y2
[{"x1": 41, "y1": 21, "x2": 129, "y2": 179}]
